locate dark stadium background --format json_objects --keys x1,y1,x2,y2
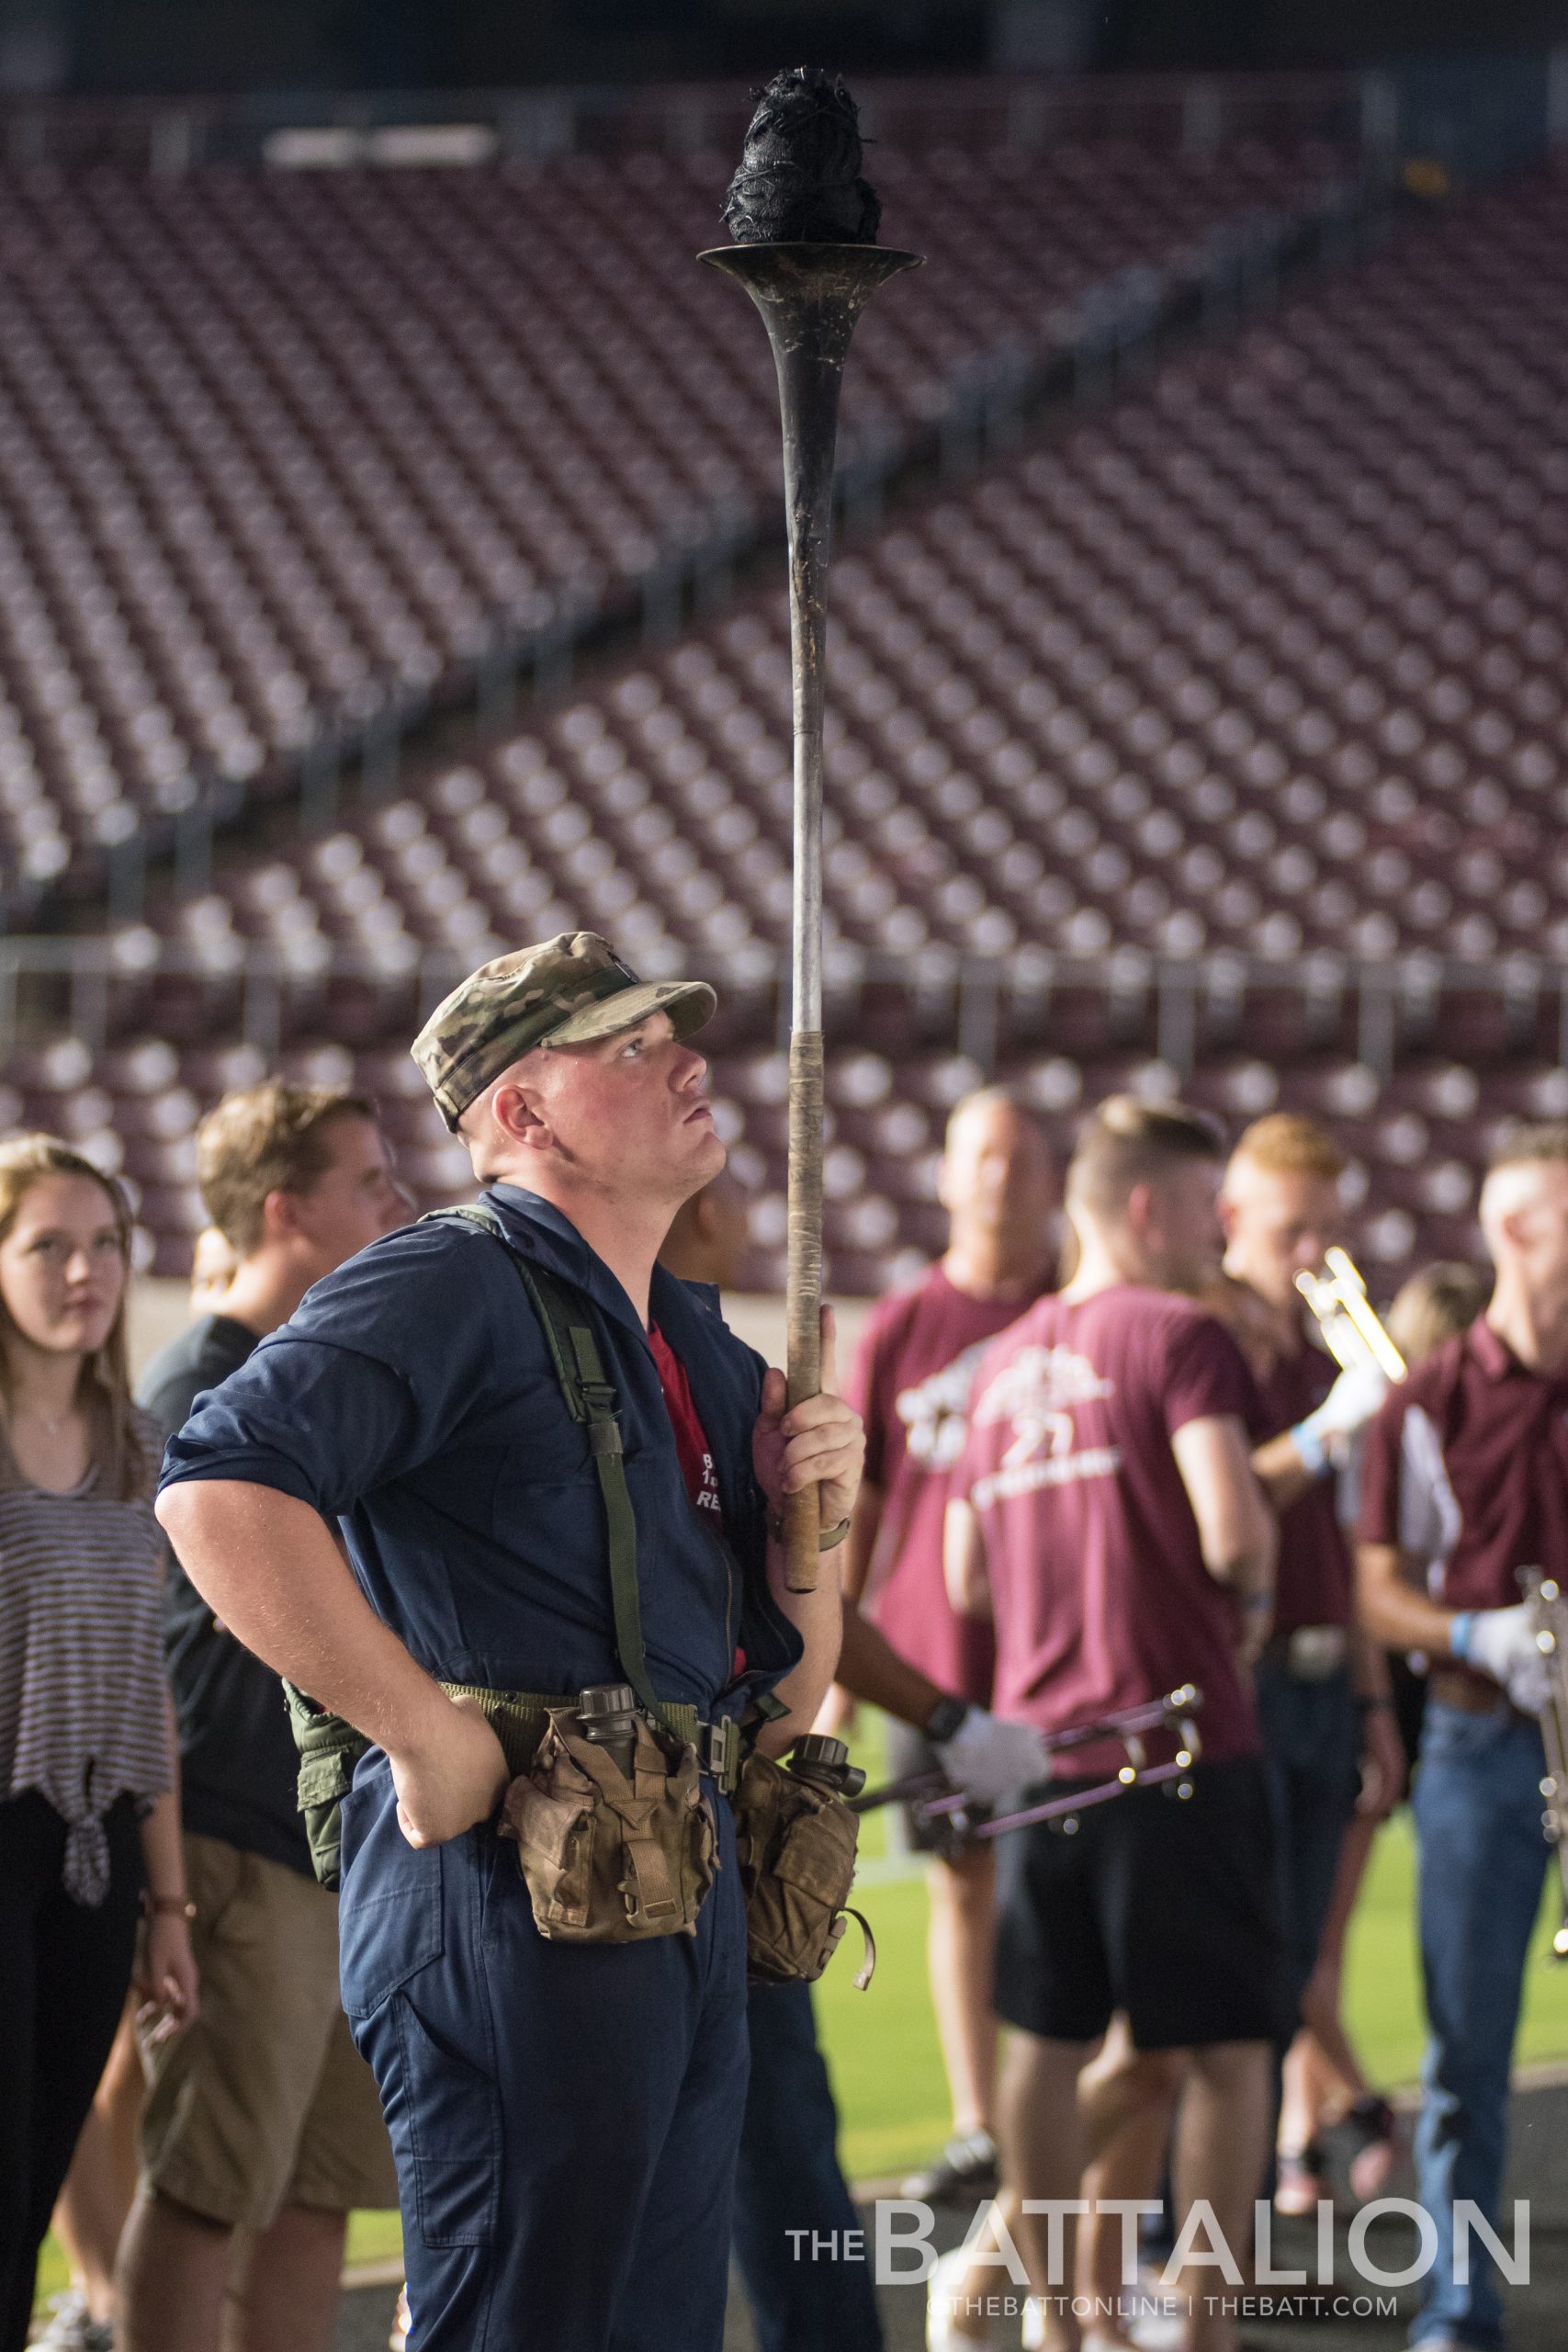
[{"x1": 8, "y1": 4, "x2": 1568, "y2": 2343}]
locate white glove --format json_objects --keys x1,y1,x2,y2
[
  {"x1": 932, "y1": 1710, "x2": 1052, "y2": 1808},
  {"x1": 1457, "y1": 1602, "x2": 1554, "y2": 1717},
  {"x1": 1293, "y1": 1359, "x2": 1389, "y2": 1473}
]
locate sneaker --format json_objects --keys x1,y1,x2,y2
[
  {"x1": 389, "y1": 2285, "x2": 411, "y2": 2352},
  {"x1": 1274, "y1": 2139, "x2": 1330, "y2": 2217},
  {"x1": 902, "y1": 2128, "x2": 1000, "y2": 2202},
  {"x1": 1344, "y1": 2094, "x2": 1402, "y2": 2203},
  {"x1": 926, "y1": 2246, "x2": 995, "y2": 2350}
]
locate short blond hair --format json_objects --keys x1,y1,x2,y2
[
  {"x1": 1066, "y1": 1095, "x2": 1224, "y2": 1221},
  {"x1": 1486, "y1": 1122, "x2": 1568, "y2": 1176},
  {"x1": 1229, "y1": 1113, "x2": 1347, "y2": 1183},
  {"x1": 197, "y1": 1080, "x2": 378, "y2": 1255}
]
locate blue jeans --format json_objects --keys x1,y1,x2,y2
[
  {"x1": 734, "y1": 1981, "x2": 884, "y2": 2352},
  {"x1": 1410, "y1": 1701, "x2": 1549, "y2": 2349},
  {"x1": 1255, "y1": 1657, "x2": 1359, "y2": 2026}
]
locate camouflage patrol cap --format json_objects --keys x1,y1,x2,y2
[{"x1": 412, "y1": 931, "x2": 716, "y2": 1130}]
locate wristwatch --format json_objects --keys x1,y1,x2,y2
[{"x1": 922, "y1": 1694, "x2": 969, "y2": 1747}]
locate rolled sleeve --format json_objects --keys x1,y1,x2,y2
[{"x1": 158, "y1": 1225, "x2": 497, "y2": 1518}]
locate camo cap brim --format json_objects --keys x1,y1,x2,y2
[{"x1": 411, "y1": 930, "x2": 716, "y2": 1130}]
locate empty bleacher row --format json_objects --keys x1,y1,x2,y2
[
  {"x1": 118, "y1": 152, "x2": 1568, "y2": 1007},
  {"x1": 0, "y1": 135, "x2": 1353, "y2": 899},
  {"x1": 1, "y1": 1026, "x2": 1555, "y2": 1289},
  {"x1": 7, "y1": 153, "x2": 1568, "y2": 1291}
]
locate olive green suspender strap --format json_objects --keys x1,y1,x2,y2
[{"x1": 426, "y1": 1205, "x2": 674, "y2": 1736}]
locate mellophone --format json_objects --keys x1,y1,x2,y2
[
  {"x1": 851, "y1": 1685, "x2": 1204, "y2": 1840},
  {"x1": 1294, "y1": 1245, "x2": 1407, "y2": 1383}
]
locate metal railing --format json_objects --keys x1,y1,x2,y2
[
  {"x1": 0, "y1": 71, "x2": 1382, "y2": 174},
  {"x1": 3, "y1": 937, "x2": 1564, "y2": 1080}
]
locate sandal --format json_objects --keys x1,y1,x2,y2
[
  {"x1": 1274, "y1": 2137, "x2": 1330, "y2": 2216},
  {"x1": 1344, "y1": 2094, "x2": 1401, "y2": 2202}
]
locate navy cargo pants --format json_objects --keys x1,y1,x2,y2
[{"x1": 338, "y1": 1756, "x2": 749, "y2": 2352}]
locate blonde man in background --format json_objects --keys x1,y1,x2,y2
[
  {"x1": 1219, "y1": 1114, "x2": 1404, "y2": 2207},
  {"x1": 841, "y1": 1087, "x2": 1057, "y2": 2206},
  {"x1": 1273, "y1": 1259, "x2": 1491, "y2": 2212}
]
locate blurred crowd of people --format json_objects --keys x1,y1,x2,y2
[{"x1": 0, "y1": 1052, "x2": 1561, "y2": 2352}]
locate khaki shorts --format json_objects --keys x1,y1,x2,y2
[{"x1": 141, "y1": 1833, "x2": 399, "y2": 2230}]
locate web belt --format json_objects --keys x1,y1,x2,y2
[{"x1": 441, "y1": 1682, "x2": 742, "y2": 1795}]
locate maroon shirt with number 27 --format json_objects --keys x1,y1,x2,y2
[
  {"x1": 847, "y1": 1266, "x2": 1046, "y2": 1707},
  {"x1": 955, "y1": 1283, "x2": 1263, "y2": 1770}
]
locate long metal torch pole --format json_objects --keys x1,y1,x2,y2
[{"x1": 700, "y1": 243, "x2": 920, "y2": 1591}]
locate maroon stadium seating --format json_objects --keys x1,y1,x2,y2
[
  {"x1": 0, "y1": 138, "x2": 1352, "y2": 894},
  {"x1": 7, "y1": 153, "x2": 1568, "y2": 1287}
]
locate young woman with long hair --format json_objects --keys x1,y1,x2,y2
[{"x1": 0, "y1": 1136, "x2": 197, "y2": 2352}]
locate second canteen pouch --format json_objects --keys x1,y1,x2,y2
[
  {"x1": 501, "y1": 1707, "x2": 716, "y2": 1942},
  {"x1": 733, "y1": 1750, "x2": 874, "y2": 1988}
]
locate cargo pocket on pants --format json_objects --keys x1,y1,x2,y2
[{"x1": 396, "y1": 1993, "x2": 502, "y2": 2248}]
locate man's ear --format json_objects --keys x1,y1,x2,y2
[
  {"x1": 1124, "y1": 1181, "x2": 1156, "y2": 1246},
  {"x1": 258, "y1": 1187, "x2": 302, "y2": 1246},
  {"x1": 934, "y1": 1154, "x2": 956, "y2": 1216},
  {"x1": 491, "y1": 1080, "x2": 552, "y2": 1156}
]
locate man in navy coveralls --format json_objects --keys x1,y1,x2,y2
[{"x1": 154, "y1": 932, "x2": 865, "y2": 2352}]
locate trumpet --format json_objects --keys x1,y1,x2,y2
[
  {"x1": 1518, "y1": 1568, "x2": 1568, "y2": 1960},
  {"x1": 852, "y1": 1686, "x2": 1204, "y2": 1838},
  {"x1": 1294, "y1": 1246, "x2": 1407, "y2": 1383}
]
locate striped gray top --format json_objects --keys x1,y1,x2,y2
[{"x1": 0, "y1": 1407, "x2": 172, "y2": 1904}]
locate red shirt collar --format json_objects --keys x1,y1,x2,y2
[
  {"x1": 1468, "y1": 1313, "x2": 1568, "y2": 1390},
  {"x1": 1469, "y1": 1316, "x2": 1515, "y2": 1381}
]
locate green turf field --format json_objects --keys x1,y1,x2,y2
[{"x1": 35, "y1": 1749, "x2": 1568, "y2": 2304}]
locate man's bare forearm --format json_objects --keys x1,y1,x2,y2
[
  {"x1": 156, "y1": 1480, "x2": 456, "y2": 1758},
  {"x1": 840, "y1": 1480, "x2": 886, "y2": 1607},
  {"x1": 1356, "y1": 1540, "x2": 1461, "y2": 1658},
  {"x1": 1251, "y1": 1430, "x2": 1315, "y2": 1511},
  {"x1": 836, "y1": 1602, "x2": 944, "y2": 1728},
  {"x1": 757, "y1": 1541, "x2": 843, "y2": 1753}
]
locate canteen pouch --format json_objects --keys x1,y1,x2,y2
[
  {"x1": 732, "y1": 1750, "x2": 874, "y2": 1989},
  {"x1": 283, "y1": 1681, "x2": 370, "y2": 1893},
  {"x1": 500, "y1": 1707, "x2": 716, "y2": 1943}
]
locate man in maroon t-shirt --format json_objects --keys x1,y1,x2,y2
[
  {"x1": 1357, "y1": 1127, "x2": 1568, "y2": 2352},
  {"x1": 1219, "y1": 1114, "x2": 1405, "y2": 2196},
  {"x1": 840, "y1": 1086, "x2": 1057, "y2": 2204},
  {"x1": 938, "y1": 1098, "x2": 1281, "y2": 2352}
]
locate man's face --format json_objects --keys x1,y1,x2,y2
[
  {"x1": 287, "y1": 1115, "x2": 410, "y2": 1281},
  {"x1": 1502, "y1": 1162, "x2": 1568, "y2": 1295},
  {"x1": 1221, "y1": 1158, "x2": 1340, "y2": 1312},
  {"x1": 522, "y1": 1011, "x2": 725, "y2": 1205},
  {"x1": 938, "y1": 1100, "x2": 1056, "y2": 1255},
  {"x1": 1141, "y1": 1159, "x2": 1227, "y2": 1296}
]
